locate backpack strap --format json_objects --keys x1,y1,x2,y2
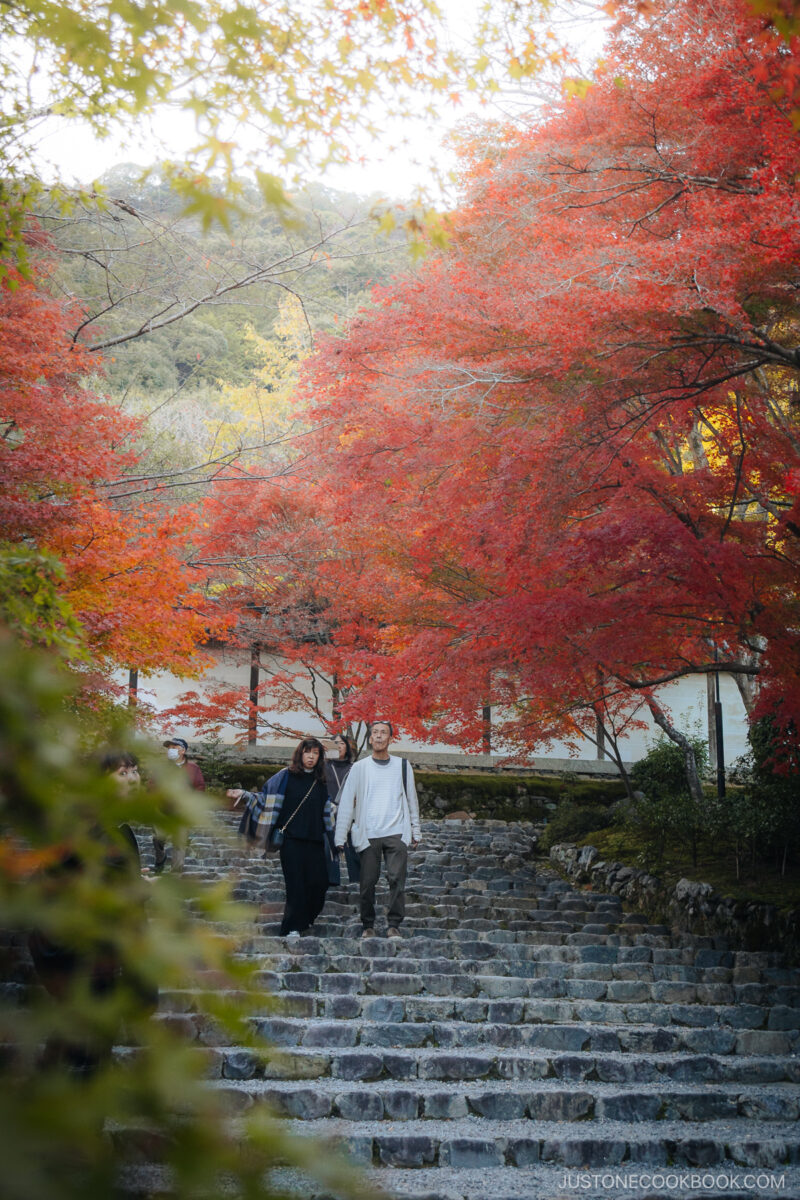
[{"x1": 401, "y1": 757, "x2": 408, "y2": 798}]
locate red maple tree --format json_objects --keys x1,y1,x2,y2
[
  {"x1": 0, "y1": 272, "x2": 216, "y2": 678},
  {"x1": 257, "y1": 0, "x2": 800, "y2": 777}
]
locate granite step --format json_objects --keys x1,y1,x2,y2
[
  {"x1": 210, "y1": 1077, "x2": 800, "y2": 1124},
  {"x1": 159, "y1": 982, "x2": 800, "y2": 1033},
  {"x1": 127, "y1": 814, "x2": 800, "y2": 1200},
  {"x1": 160, "y1": 1010, "x2": 798, "y2": 1058},
  {"x1": 223, "y1": 1116, "x2": 800, "y2": 1170},
  {"x1": 206, "y1": 1044, "x2": 800, "y2": 1085},
  {"x1": 234, "y1": 968, "x2": 799, "y2": 1012},
  {"x1": 226, "y1": 932, "x2": 761, "y2": 964},
  {"x1": 267, "y1": 1162, "x2": 800, "y2": 1200}
]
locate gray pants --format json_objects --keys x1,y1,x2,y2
[{"x1": 359, "y1": 834, "x2": 407, "y2": 929}]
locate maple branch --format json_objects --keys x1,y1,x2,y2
[
  {"x1": 77, "y1": 239, "x2": 339, "y2": 352},
  {"x1": 627, "y1": 188, "x2": 686, "y2": 235},
  {"x1": 92, "y1": 442, "x2": 298, "y2": 488},
  {"x1": 90, "y1": 416, "x2": 333, "y2": 499},
  {"x1": 668, "y1": 332, "x2": 800, "y2": 371},
  {"x1": 616, "y1": 661, "x2": 761, "y2": 689},
  {"x1": 36, "y1": 195, "x2": 376, "y2": 353},
  {"x1": 548, "y1": 161, "x2": 758, "y2": 219},
  {"x1": 565, "y1": 709, "x2": 638, "y2": 797}
]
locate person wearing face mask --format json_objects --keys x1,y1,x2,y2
[
  {"x1": 227, "y1": 737, "x2": 336, "y2": 943},
  {"x1": 153, "y1": 736, "x2": 205, "y2": 872},
  {"x1": 162, "y1": 737, "x2": 205, "y2": 789}
]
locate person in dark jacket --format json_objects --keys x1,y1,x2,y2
[
  {"x1": 228, "y1": 738, "x2": 335, "y2": 942},
  {"x1": 154, "y1": 735, "x2": 205, "y2": 872},
  {"x1": 325, "y1": 733, "x2": 360, "y2": 883},
  {"x1": 28, "y1": 749, "x2": 154, "y2": 1073}
]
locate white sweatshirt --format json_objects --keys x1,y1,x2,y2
[{"x1": 334, "y1": 755, "x2": 421, "y2": 851}]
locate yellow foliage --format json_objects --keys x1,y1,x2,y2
[{"x1": 209, "y1": 296, "x2": 312, "y2": 454}]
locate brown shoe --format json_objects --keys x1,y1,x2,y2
[
  {"x1": 361, "y1": 927, "x2": 376, "y2": 938},
  {"x1": 387, "y1": 926, "x2": 402, "y2": 938}
]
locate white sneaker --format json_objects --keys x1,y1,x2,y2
[{"x1": 285, "y1": 930, "x2": 301, "y2": 943}]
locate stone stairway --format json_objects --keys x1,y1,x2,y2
[{"x1": 153, "y1": 814, "x2": 800, "y2": 1199}]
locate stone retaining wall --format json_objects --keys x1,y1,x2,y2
[{"x1": 550, "y1": 842, "x2": 800, "y2": 964}]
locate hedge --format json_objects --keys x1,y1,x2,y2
[{"x1": 196, "y1": 756, "x2": 626, "y2": 819}]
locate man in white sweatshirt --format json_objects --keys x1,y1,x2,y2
[{"x1": 334, "y1": 720, "x2": 421, "y2": 939}]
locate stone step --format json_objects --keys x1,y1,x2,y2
[
  {"x1": 251, "y1": 969, "x2": 798, "y2": 1008},
  {"x1": 209, "y1": 1077, "x2": 800, "y2": 1124},
  {"x1": 270, "y1": 1162, "x2": 800, "y2": 1200},
  {"x1": 206, "y1": 928, "x2": 778, "y2": 971},
  {"x1": 161, "y1": 1010, "x2": 798, "y2": 1057},
  {"x1": 159, "y1": 983, "x2": 800, "y2": 1032},
  {"x1": 162, "y1": 951, "x2": 800, "y2": 995},
  {"x1": 237, "y1": 926, "x2": 678, "y2": 949},
  {"x1": 207, "y1": 1044, "x2": 800, "y2": 1085},
  {"x1": 238, "y1": 951, "x2": 787, "y2": 987},
  {"x1": 121, "y1": 1160, "x2": 800, "y2": 1200},
  {"x1": 231, "y1": 930, "x2": 713, "y2": 957},
  {"x1": 162, "y1": 951, "x2": 791, "y2": 987},
  {"x1": 128, "y1": 813, "x2": 800, "y2": 1199},
  {"x1": 111, "y1": 1112, "x2": 800, "y2": 1174},
  {"x1": 223, "y1": 1116, "x2": 800, "y2": 1170}
]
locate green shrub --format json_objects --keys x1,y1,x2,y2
[
  {"x1": 196, "y1": 758, "x2": 284, "y2": 793},
  {"x1": 415, "y1": 772, "x2": 541, "y2": 800},
  {"x1": 410, "y1": 770, "x2": 623, "y2": 811},
  {"x1": 627, "y1": 789, "x2": 726, "y2": 870},
  {"x1": 726, "y1": 718, "x2": 800, "y2": 877},
  {"x1": 201, "y1": 759, "x2": 627, "y2": 817},
  {"x1": 539, "y1": 802, "x2": 614, "y2": 853},
  {"x1": 631, "y1": 736, "x2": 709, "y2": 799},
  {"x1": 563, "y1": 779, "x2": 627, "y2": 806},
  {"x1": 626, "y1": 736, "x2": 717, "y2": 868},
  {"x1": 0, "y1": 639, "x2": 366, "y2": 1200}
]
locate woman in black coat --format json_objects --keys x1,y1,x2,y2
[{"x1": 230, "y1": 737, "x2": 335, "y2": 942}]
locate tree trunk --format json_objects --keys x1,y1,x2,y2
[
  {"x1": 573, "y1": 709, "x2": 636, "y2": 800},
  {"x1": 726, "y1": 642, "x2": 763, "y2": 715},
  {"x1": 646, "y1": 698, "x2": 705, "y2": 804},
  {"x1": 481, "y1": 703, "x2": 492, "y2": 754},
  {"x1": 601, "y1": 728, "x2": 636, "y2": 800},
  {"x1": 248, "y1": 644, "x2": 260, "y2": 745}
]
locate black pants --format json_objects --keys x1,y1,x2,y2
[
  {"x1": 279, "y1": 837, "x2": 329, "y2": 935},
  {"x1": 359, "y1": 834, "x2": 407, "y2": 929}
]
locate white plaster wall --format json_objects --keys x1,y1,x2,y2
[
  {"x1": 119, "y1": 652, "x2": 752, "y2": 770},
  {"x1": 610, "y1": 673, "x2": 749, "y2": 765},
  {"x1": 473, "y1": 676, "x2": 749, "y2": 768}
]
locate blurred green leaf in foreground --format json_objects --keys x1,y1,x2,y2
[{"x1": 0, "y1": 630, "x2": 368, "y2": 1200}]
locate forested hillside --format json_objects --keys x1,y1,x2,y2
[{"x1": 33, "y1": 169, "x2": 410, "y2": 494}]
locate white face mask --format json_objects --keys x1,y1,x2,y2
[{"x1": 166, "y1": 747, "x2": 181, "y2": 761}]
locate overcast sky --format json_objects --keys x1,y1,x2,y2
[{"x1": 29, "y1": 3, "x2": 607, "y2": 204}]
